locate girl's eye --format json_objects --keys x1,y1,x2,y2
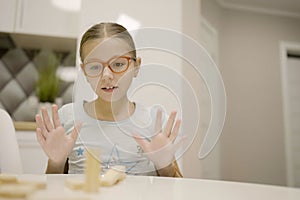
[
  {"x1": 112, "y1": 62, "x2": 125, "y2": 67},
  {"x1": 87, "y1": 64, "x2": 102, "y2": 71},
  {"x1": 90, "y1": 65, "x2": 101, "y2": 70},
  {"x1": 111, "y1": 57, "x2": 128, "y2": 69},
  {"x1": 85, "y1": 63, "x2": 103, "y2": 76}
]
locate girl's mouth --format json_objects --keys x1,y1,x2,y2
[{"x1": 101, "y1": 86, "x2": 118, "y2": 92}]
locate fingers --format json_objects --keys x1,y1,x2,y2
[
  {"x1": 163, "y1": 111, "x2": 177, "y2": 137},
  {"x1": 69, "y1": 122, "x2": 82, "y2": 141},
  {"x1": 169, "y1": 119, "x2": 181, "y2": 143},
  {"x1": 35, "y1": 114, "x2": 48, "y2": 139},
  {"x1": 155, "y1": 109, "x2": 162, "y2": 134},
  {"x1": 36, "y1": 127, "x2": 46, "y2": 147},
  {"x1": 52, "y1": 104, "x2": 62, "y2": 128},
  {"x1": 41, "y1": 107, "x2": 53, "y2": 132}
]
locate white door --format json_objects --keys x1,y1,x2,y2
[
  {"x1": 281, "y1": 42, "x2": 300, "y2": 187},
  {"x1": 285, "y1": 55, "x2": 300, "y2": 187}
]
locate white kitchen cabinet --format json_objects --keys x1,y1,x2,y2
[
  {"x1": 14, "y1": 0, "x2": 80, "y2": 38},
  {"x1": 0, "y1": 0, "x2": 17, "y2": 32},
  {"x1": 16, "y1": 131, "x2": 48, "y2": 174}
]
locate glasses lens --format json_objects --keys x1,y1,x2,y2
[
  {"x1": 85, "y1": 62, "x2": 103, "y2": 77},
  {"x1": 109, "y1": 57, "x2": 129, "y2": 73}
]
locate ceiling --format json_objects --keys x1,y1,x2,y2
[{"x1": 217, "y1": 0, "x2": 300, "y2": 18}]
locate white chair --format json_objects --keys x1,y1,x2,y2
[{"x1": 0, "y1": 109, "x2": 23, "y2": 174}]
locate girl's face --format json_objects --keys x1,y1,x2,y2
[{"x1": 81, "y1": 37, "x2": 141, "y2": 102}]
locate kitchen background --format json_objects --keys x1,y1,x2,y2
[
  {"x1": 0, "y1": 0, "x2": 300, "y2": 188},
  {"x1": 0, "y1": 33, "x2": 75, "y2": 121}
]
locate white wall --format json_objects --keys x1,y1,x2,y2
[
  {"x1": 202, "y1": 0, "x2": 300, "y2": 186},
  {"x1": 79, "y1": 0, "x2": 182, "y2": 33},
  {"x1": 181, "y1": 0, "x2": 212, "y2": 179}
]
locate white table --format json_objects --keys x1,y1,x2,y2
[{"x1": 18, "y1": 174, "x2": 300, "y2": 200}]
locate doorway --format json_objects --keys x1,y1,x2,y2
[{"x1": 280, "y1": 42, "x2": 300, "y2": 187}]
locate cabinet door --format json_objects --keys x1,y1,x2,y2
[
  {"x1": 15, "y1": 0, "x2": 80, "y2": 38},
  {"x1": 16, "y1": 131, "x2": 48, "y2": 174},
  {"x1": 0, "y1": 0, "x2": 17, "y2": 32}
]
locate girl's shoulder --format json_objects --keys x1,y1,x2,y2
[
  {"x1": 58, "y1": 103, "x2": 76, "y2": 125},
  {"x1": 58, "y1": 103, "x2": 74, "y2": 115}
]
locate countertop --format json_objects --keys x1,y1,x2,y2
[
  {"x1": 14, "y1": 121, "x2": 37, "y2": 131},
  {"x1": 8, "y1": 174, "x2": 300, "y2": 200}
]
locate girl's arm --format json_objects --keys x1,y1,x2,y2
[
  {"x1": 156, "y1": 160, "x2": 183, "y2": 177},
  {"x1": 46, "y1": 159, "x2": 68, "y2": 174}
]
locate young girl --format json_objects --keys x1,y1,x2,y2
[{"x1": 35, "y1": 22, "x2": 183, "y2": 177}]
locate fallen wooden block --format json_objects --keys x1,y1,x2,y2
[
  {"x1": 65, "y1": 178, "x2": 85, "y2": 190},
  {"x1": 65, "y1": 165, "x2": 126, "y2": 191},
  {"x1": 0, "y1": 174, "x2": 17, "y2": 184},
  {"x1": 100, "y1": 166, "x2": 126, "y2": 187},
  {"x1": 27, "y1": 192, "x2": 90, "y2": 200},
  {"x1": 0, "y1": 183, "x2": 36, "y2": 198}
]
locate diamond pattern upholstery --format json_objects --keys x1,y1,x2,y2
[{"x1": 0, "y1": 45, "x2": 75, "y2": 121}]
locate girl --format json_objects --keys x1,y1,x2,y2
[{"x1": 35, "y1": 22, "x2": 183, "y2": 177}]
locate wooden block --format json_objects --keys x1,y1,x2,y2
[
  {"x1": 17, "y1": 175, "x2": 47, "y2": 190},
  {"x1": 0, "y1": 184, "x2": 36, "y2": 198},
  {"x1": 100, "y1": 166, "x2": 126, "y2": 187},
  {"x1": 28, "y1": 192, "x2": 91, "y2": 200},
  {"x1": 84, "y1": 148, "x2": 101, "y2": 193},
  {"x1": 65, "y1": 178, "x2": 84, "y2": 190},
  {"x1": 0, "y1": 174, "x2": 17, "y2": 184},
  {"x1": 17, "y1": 179, "x2": 47, "y2": 190}
]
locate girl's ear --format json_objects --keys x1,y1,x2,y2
[{"x1": 133, "y1": 57, "x2": 141, "y2": 77}]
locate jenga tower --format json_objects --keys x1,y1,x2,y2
[{"x1": 84, "y1": 148, "x2": 101, "y2": 193}]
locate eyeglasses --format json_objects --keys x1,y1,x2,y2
[{"x1": 82, "y1": 56, "x2": 136, "y2": 77}]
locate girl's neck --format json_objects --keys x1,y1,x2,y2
[{"x1": 86, "y1": 97, "x2": 135, "y2": 121}]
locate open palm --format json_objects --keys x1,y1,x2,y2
[
  {"x1": 35, "y1": 105, "x2": 81, "y2": 165},
  {"x1": 133, "y1": 109, "x2": 184, "y2": 169}
]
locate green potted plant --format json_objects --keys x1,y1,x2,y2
[
  {"x1": 36, "y1": 51, "x2": 61, "y2": 114},
  {"x1": 37, "y1": 64, "x2": 60, "y2": 103}
]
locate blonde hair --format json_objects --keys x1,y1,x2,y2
[{"x1": 79, "y1": 22, "x2": 136, "y2": 62}]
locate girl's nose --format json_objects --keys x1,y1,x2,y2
[{"x1": 102, "y1": 66, "x2": 113, "y2": 80}]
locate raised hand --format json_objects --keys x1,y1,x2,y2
[
  {"x1": 35, "y1": 105, "x2": 81, "y2": 166},
  {"x1": 133, "y1": 109, "x2": 185, "y2": 170}
]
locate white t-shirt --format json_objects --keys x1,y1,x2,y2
[{"x1": 58, "y1": 102, "x2": 167, "y2": 176}]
